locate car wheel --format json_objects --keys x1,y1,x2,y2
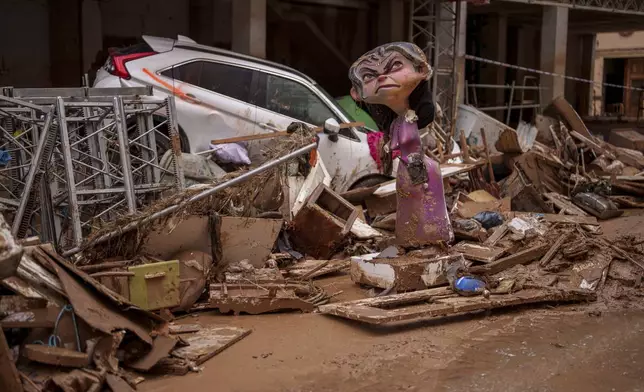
[{"x1": 349, "y1": 175, "x2": 391, "y2": 190}]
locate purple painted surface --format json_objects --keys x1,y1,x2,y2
[{"x1": 390, "y1": 116, "x2": 454, "y2": 246}]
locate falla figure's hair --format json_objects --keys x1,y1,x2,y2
[{"x1": 348, "y1": 42, "x2": 436, "y2": 175}]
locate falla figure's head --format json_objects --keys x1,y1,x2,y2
[{"x1": 348, "y1": 42, "x2": 432, "y2": 112}]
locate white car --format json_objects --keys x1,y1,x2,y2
[{"x1": 93, "y1": 35, "x2": 388, "y2": 192}]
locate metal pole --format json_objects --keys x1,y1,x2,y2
[
  {"x1": 57, "y1": 97, "x2": 84, "y2": 248},
  {"x1": 11, "y1": 111, "x2": 54, "y2": 236},
  {"x1": 166, "y1": 97, "x2": 186, "y2": 190},
  {"x1": 61, "y1": 142, "x2": 317, "y2": 257},
  {"x1": 113, "y1": 96, "x2": 137, "y2": 213}
]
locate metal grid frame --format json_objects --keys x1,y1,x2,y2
[
  {"x1": 0, "y1": 87, "x2": 186, "y2": 250},
  {"x1": 409, "y1": 0, "x2": 463, "y2": 135}
]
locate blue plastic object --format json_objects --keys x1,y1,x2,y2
[
  {"x1": 454, "y1": 276, "x2": 487, "y2": 294},
  {"x1": 0, "y1": 150, "x2": 11, "y2": 166},
  {"x1": 473, "y1": 211, "x2": 504, "y2": 229}
]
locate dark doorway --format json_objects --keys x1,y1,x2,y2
[{"x1": 603, "y1": 58, "x2": 625, "y2": 114}]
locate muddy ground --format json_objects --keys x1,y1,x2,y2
[{"x1": 139, "y1": 216, "x2": 644, "y2": 392}]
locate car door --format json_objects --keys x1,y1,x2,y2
[
  {"x1": 158, "y1": 60, "x2": 258, "y2": 154},
  {"x1": 252, "y1": 70, "x2": 377, "y2": 191}
]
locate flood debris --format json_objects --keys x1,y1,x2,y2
[
  {"x1": 319, "y1": 287, "x2": 595, "y2": 325},
  {"x1": 3, "y1": 80, "x2": 644, "y2": 389}
]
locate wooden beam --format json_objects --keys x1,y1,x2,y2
[
  {"x1": 471, "y1": 243, "x2": 550, "y2": 275},
  {"x1": 0, "y1": 330, "x2": 22, "y2": 392}
]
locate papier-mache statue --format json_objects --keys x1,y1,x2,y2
[{"x1": 348, "y1": 42, "x2": 454, "y2": 247}]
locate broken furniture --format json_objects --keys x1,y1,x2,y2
[
  {"x1": 350, "y1": 253, "x2": 467, "y2": 291},
  {"x1": 319, "y1": 287, "x2": 596, "y2": 325},
  {"x1": 208, "y1": 281, "x2": 329, "y2": 315},
  {"x1": 128, "y1": 260, "x2": 180, "y2": 311},
  {"x1": 290, "y1": 184, "x2": 358, "y2": 259}
]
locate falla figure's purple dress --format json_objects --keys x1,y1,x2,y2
[{"x1": 390, "y1": 111, "x2": 454, "y2": 247}]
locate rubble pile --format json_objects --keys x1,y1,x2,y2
[{"x1": 3, "y1": 95, "x2": 644, "y2": 391}]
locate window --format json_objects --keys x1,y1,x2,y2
[
  {"x1": 260, "y1": 74, "x2": 338, "y2": 126},
  {"x1": 161, "y1": 61, "x2": 254, "y2": 103}
]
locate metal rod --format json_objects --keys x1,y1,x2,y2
[
  {"x1": 11, "y1": 111, "x2": 54, "y2": 236},
  {"x1": 62, "y1": 142, "x2": 317, "y2": 256},
  {"x1": 113, "y1": 96, "x2": 137, "y2": 213},
  {"x1": 57, "y1": 97, "x2": 84, "y2": 247}
]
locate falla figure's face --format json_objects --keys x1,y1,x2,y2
[{"x1": 350, "y1": 50, "x2": 429, "y2": 109}]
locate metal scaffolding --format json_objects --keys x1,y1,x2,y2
[
  {"x1": 0, "y1": 87, "x2": 186, "y2": 250},
  {"x1": 409, "y1": 0, "x2": 463, "y2": 136}
]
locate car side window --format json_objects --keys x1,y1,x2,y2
[
  {"x1": 259, "y1": 74, "x2": 338, "y2": 126},
  {"x1": 161, "y1": 61, "x2": 253, "y2": 103},
  {"x1": 161, "y1": 62, "x2": 203, "y2": 86}
]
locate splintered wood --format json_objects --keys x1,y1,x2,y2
[
  {"x1": 208, "y1": 283, "x2": 316, "y2": 314},
  {"x1": 319, "y1": 288, "x2": 595, "y2": 325}
]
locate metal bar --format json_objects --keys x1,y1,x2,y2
[
  {"x1": 146, "y1": 112, "x2": 161, "y2": 183},
  {"x1": 166, "y1": 97, "x2": 186, "y2": 190},
  {"x1": 506, "y1": 80, "x2": 515, "y2": 124},
  {"x1": 11, "y1": 111, "x2": 54, "y2": 236},
  {"x1": 62, "y1": 142, "x2": 317, "y2": 256},
  {"x1": 113, "y1": 97, "x2": 137, "y2": 213},
  {"x1": 56, "y1": 97, "x2": 84, "y2": 248},
  {"x1": 0, "y1": 95, "x2": 50, "y2": 113},
  {"x1": 11, "y1": 86, "x2": 153, "y2": 98},
  {"x1": 476, "y1": 104, "x2": 542, "y2": 111}
]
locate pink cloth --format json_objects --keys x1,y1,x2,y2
[
  {"x1": 367, "y1": 131, "x2": 401, "y2": 172},
  {"x1": 390, "y1": 117, "x2": 454, "y2": 247}
]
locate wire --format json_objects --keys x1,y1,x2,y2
[
  {"x1": 33, "y1": 304, "x2": 82, "y2": 351},
  {"x1": 465, "y1": 54, "x2": 644, "y2": 92}
]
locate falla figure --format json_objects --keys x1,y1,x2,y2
[{"x1": 348, "y1": 42, "x2": 454, "y2": 247}]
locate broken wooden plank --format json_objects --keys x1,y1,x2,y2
[
  {"x1": 23, "y1": 345, "x2": 90, "y2": 368},
  {"x1": 171, "y1": 325, "x2": 251, "y2": 366},
  {"x1": 606, "y1": 242, "x2": 644, "y2": 271},
  {"x1": 169, "y1": 324, "x2": 201, "y2": 334},
  {"x1": 208, "y1": 283, "x2": 315, "y2": 314},
  {"x1": 78, "y1": 260, "x2": 133, "y2": 273},
  {"x1": 285, "y1": 259, "x2": 350, "y2": 280},
  {"x1": 508, "y1": 212, "x2": 598, "y2": 225},
  {"x1": 570, "y1": 252, "x2": 613, "y2": 291},
  {"x1": 543, "y1": 193, "x2": 601, "y2": 233},
  {"x1": 291, "y1": 184, "x2": 358, "y2": 259},
  {"x1": 470, "y1": 243, "x2": 550, "y2": 275},
  {"x1": 0, "y1": 296, "x2": 47, "y2": 318},
  {"x1": 541, "y1": 214, "x2": 598, "y2": 225},
  {"x1": 350, "y1": 254, "x2": 466, "y2": 290},
  {"x1": 553, "y1": 96, "x2": 593, "y2": 138},
  {"x1": 452, "y1": 242, "x2": 506, "y2": 263},
  {"x1": 483, "y1": 223, "x2": 509, "y2": 246},
  {"x1": 570, "y1": 131, "x2": 613, "y2": 159},
  {"x1": 319, "y1": 288, "x2": 595, "y2": 325},
  {"x1": 495, "y1": 127, "x2": 525, "y2": 154},
  {"x1": 0, "y1": 330, "x2": 22, "y2": 392},
  {"x1": 1, "y1": 307, "x2": 59, "y2": 329},
  {"x1": 127, "y1": 335, "x2": 178, "y2": 372},
  {"x1": 539, "y1": 233, "x2": 570, "y2": 267}
]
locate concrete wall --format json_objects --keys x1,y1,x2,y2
[
  {"x1": 592, "y1": 31, "x2": 644, "y2": 115},
  {"x1": 0, "y1": 0, "x2": 50, "y2": 87},
  {"x1": 597, "y1": 32, "x2": 644, "y2": 52}
]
